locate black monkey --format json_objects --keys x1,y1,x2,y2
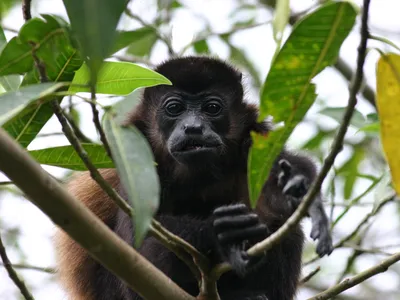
[{"x1": 54, "y1": 56, "x2": 332, "y2": 300}]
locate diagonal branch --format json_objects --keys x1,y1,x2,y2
[
  {"x1": 307, "y1": 252, "x2": 400, "y2": 300},
  {"x1": 0, "y1": 128, "x2": 195, "y2": 300},
  {"x1": 0, "y1": 233, "x2": 35, "y2": 300}
]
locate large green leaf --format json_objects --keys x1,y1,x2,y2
[
  {"x1": 103, "y1": 100, "x2": 159, "y2": 247},
  {"x1": 0, "y1": 26, "x2": 20, "y2": 91},
  {"x1": 29, "y1": 144, "x2": 114, "y2": 170},
  {"x1": 69, "y1": 61, "x2": 172, "y2": 95},
  {"x1": 248, "y1": 1, "x2": 357, "y2": 206},
  {"x1": 62, "y1": 0, "x2": 127, "y2": 84},
  {"x1": 0, "y1": 82, "x2": 64, "y2": 126},
  {"x1": 0, "y1": 15, "x2": 83, "y2": 148}
]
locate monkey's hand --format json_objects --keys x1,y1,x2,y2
[
  {"x1": 212, "y1": 204, "x2": 268, "y2": 277},
  {"x1": 278, "y1": 159, "x2": 333, "y2": 257}
]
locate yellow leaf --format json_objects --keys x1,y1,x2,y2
[{"x1": 376, "y1": 53, "x2": 400, "y2": 195}]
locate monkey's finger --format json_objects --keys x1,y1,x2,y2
[
  {"x1": 213, "y1": 203, "x2": 248, "y2": 216},
  {"x1": 217, "y1": 224, "x2": 268, "y2": 245},
  {"x1": 213, "y1": 214, "x2": 259, "y2": 232},
  {"x1": 316, "y1": 235, "x2": 333, "y2": 257}
]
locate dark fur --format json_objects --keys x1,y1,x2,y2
[{"x1": 55, "y1": 56, "x2": 330, "y2": 300}]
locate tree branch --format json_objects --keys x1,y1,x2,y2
[
  {"x1": 0, "y1": 128, "x2": 195, "y2": 300},
  {"x1": 22, "y1": 0, "x2": 32, "y2": 21},
  {"x1": 307, "y1": 252, "x2": 400, "y2": 300},
  {"x1": 300, "y1": 266, "x2": 321, "y2": 285},
  {"x1": 0, "y1": 232, "x2": 35, "y2": 300},
  {"x1": 304, "y1": 194, "x2": 395, "y2": 266},
  {"x1": 0, "y1": 262, "x2": 56, "y2": 274}
]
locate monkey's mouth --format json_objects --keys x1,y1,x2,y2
[{"x1": 172, "y1": 139, "x2": 220, "y2": 154}]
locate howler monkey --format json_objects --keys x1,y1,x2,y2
[{"x1": 55, "y1": 56, "x2": 333, "y2": 300}]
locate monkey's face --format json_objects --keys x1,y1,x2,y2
[{"x1": 156, "y1": 91, "x2": 230, "y2": 165}]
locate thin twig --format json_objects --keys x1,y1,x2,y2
[
  {"x1": 300, "y1": 266, "x2": 321, "y2": 285},
  {"x1": 307, "y1": 252, "x2": 400, "y2": 300},
  {"x1": 1, "y1": 25, "x2": 19, "y2": 33},
  {"x1": 22, "y1": 0, "x2": 32, "y2": 21},
  {"x1": 0, "y1": 262, "x2": 56, "y2": 274},
  {"x1": 89, "y1": 86, "x2": 112, "y2": 158},
  {"x1": 304, "y1": 194, "x2": 395, "y2": 266},
  {"x1": 62, "y1": 111, "x2": 93, "y2": 143},
  {"x1": 0, "y1": 233, "x2": 35, "y2": 300}
]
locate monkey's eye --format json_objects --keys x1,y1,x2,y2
[
  {"x1": 203, "y1": 101, "x2": 222, "y2": 116},
  {"x1": 165, "y1": 100, "x2": 185, "y2": 116}
]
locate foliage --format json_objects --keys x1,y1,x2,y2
[
  {"x1": 376, "y1": 53, "x2": 400, "y2": 195},
  {"x1": 248, "y1": 1, "x2": 357, "y2": 206},
  {"x1": 0, "y1": 0, "x2": 399, "y2": 299}
]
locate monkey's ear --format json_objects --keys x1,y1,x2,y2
[{"x1": 251, "y1": 119, "x2": 272, "y2": 136}]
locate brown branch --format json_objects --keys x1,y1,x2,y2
[
  {"x1": 307, "y1": 252, "x2": 400, "y2": 300},
  {"x1": 22, "y1": 0, "x2": 32, "y2": 21},
  {"x1": 0, "y1": 233, "x2": 35, "y2": 300},
  {"x1": 62, "y1": 110, "x2": 93, "y2": 143},
  {"x1": 0, "y1": 128, "x2": 195, "y2": 300},
  {"x1": 89, "y1": 86, "x2": 112, "y2": 158}
]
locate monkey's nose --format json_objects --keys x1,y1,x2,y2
[{"x1": 183, "y1": 123, "x2": 203, "y2": 135}]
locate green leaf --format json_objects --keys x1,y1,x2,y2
[
  {"x1": 358, "y1": 122, "x2": 380, "y2": 135},
  {"x1": 29, "y1": 144, "x2": 114, "y2": 170},
  {"x1": 319, "y1": 106, "x2": 366, "y2": 128},
  {"x1": 376, "y1": 53, "x2": 400, "y2": 195},
  {"x1": 0, "y1": 15, "x2": 82, "y2": 80},
  {"x1": 0, "y1": 26, "x2": 21, "y2": 91},
  {"x1": 123, "y1": 27, "x2": 158, "y2": 57},
  {"x1": 70, "y1": 61, "x2": 172, "y2": 95},
  {"x1": 62, "y1": 0, "x2": 127, "y2": 83},
  {"x1": 248, "y1": 1, "x2": 357, "y2": 206},
  {"x1": 0, "y1": 15, "x2": 83, "y2": 148},
  {"x1": 337, "y1": 147, "x2": 365, "y2": 200},
  {"x1": 272, "y1": 0, "x2": 290, "y2": 46},
  {"x1": 0, "y1": 82, "x2": 64, "y2": 126},
  {"x1": 103, "y1": 105, "x2": 159, "y2": 247},
  {"x1": 193, "y1": 39, "x2": 210, "y2": 54}
]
